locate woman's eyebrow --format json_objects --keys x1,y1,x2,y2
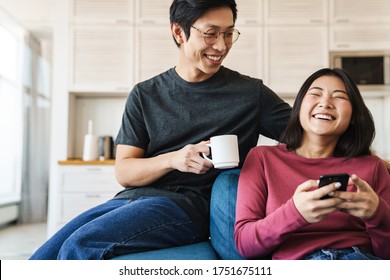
[
  {"x1": 308, "y1": 86, "x2": 323, "y2": 91},
  {"x1": 333, "y1": 89, "x2": 348, "y2": 94},
  {"x1": 308, "y1": 87, "x2": 347, "y2": 94}
]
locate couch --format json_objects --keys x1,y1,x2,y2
[{"x1": 111, "y1": 169, "x2": 243, "y2": 260}]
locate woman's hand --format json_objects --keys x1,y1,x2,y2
[
  {"x1": 293, "y1": 179, "x2": 345, "y2": 223},
  {"x1": 331, "y1": 174, "x2": 379, "y2": 220}
]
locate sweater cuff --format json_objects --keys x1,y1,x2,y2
[
  {"x1": 365, "y1": 197, "x2": 389, "y2": 228},
  {"x1": 285, "y1": 199, "x2": 310, "y2": 228}
]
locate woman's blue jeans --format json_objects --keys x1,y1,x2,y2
[
  {"x1": 304, "y1": 247, "x2": 381, "y2": 260},
  {"x1": 29, "y1": 197, "x2": 199, "y2": 260},
  {"x1": 210, "y1": 169, "x2": 244, "y2": 260}
]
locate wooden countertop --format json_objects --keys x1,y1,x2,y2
[{"x1": 58, "y1": 159, "x2": 115, "y2": 165}]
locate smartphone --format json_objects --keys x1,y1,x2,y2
[{"x1": 319, "y1": 173, "x2": 349, "y2": 199}]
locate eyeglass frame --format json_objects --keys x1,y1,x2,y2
[{"x1": 191, "y1": 25, "x2": 241, "y2": 45}]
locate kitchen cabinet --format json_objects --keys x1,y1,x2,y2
[
  {"x1": 134, "y1": 0, "x2": 263, "y2": 26},
  {"x1": 364, "y1": 97, "x2": 386, "y2": 158},
  {"x1": 47, "y1": 161, "x2": 123, "y2": 237},
  {"x1": 262, "y1": 0, "x2": 328, "y2": 94},
  {"x1": 264, "y1": 0, "x2": 328, "y2": 25},
  {"x1": 135, "y1": 0, "x2": 171, "y2": 25},
  {"x1": 329, "y1": 25, "x2": 390, "y2": 51},
  {"x1": 134, "y1": 26, "x2": 177, "y2": 83},
  {"x1": 69, "y1": 0, "x2": 135, "y2": 93},
  {"x1": 71, "y1": 0, "x2": 135, "y2": 24},
  {"x1": 223, "y1": 26, "x2": 263, "y2": 79},
  {"x1": 329, "y1": 0, "x2": 390, "y2": 51},
  {"x1": 69, "y1": 25, "x2": 134, "y2": 93},
  {"x1": 235, "y1": 0, "x2": 263, "y2": 26},
  {"x1": 264, "y1": 26, "x2": 328, "y2": 94},
  {"x1": 330, "y1": 0, "x2": 390, "y2": 24}
]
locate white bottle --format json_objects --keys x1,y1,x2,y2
[{"x1": 82, "y1": 120, "x2": 99, "y2": 161}]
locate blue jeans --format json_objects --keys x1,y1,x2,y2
[
  {"x1": 210, "y1": 169, "x2": 244, "y2": 260},
  {"x1": 304, "y1": 247, "x2": 382, "y2": 260},
  {"x1": 29, "y1": 197, "x2": 200, "y2": 260}
]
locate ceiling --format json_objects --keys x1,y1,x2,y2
[{"x1": 0, "y1": 0, "x2": 54, "y2": 41}]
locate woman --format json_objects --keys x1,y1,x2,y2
[{"x1": 234, "y1": 68, "x2": 390, "y2": 260}]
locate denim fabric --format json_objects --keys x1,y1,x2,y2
[
  {"x1": 111, "y1": 241, "x2": 217, "y2": 260},
  {"x1": 210, "y1": 169, "x2": 244, "y2": 260},
  {"x1": 29, "y1": 197, "x2": 199, "y2": 260},
  {"x1": 304, "y1": 247, "x2": 382, "y2": 260}
]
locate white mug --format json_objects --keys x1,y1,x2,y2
[{"x1": 202, "y1": 135, "x2": 239, "y2": 169}]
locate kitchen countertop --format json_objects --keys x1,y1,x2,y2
[{"x1": 58, "y1": 159, "x2": 115, "y2": 165}]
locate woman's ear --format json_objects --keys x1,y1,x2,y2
[{"x1": 171, "y1": 23, "x2": 184, "y2": 44}]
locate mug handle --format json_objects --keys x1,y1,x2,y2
[{"x1": 201, "y1": 143, "x2": 213, "y2": 164}]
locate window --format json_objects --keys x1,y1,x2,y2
[{"x1": 0, "y1": 15, "x2": 23, "y2": 205}]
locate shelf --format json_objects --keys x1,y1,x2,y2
[{"x1": 58, "y1": 159, "x2": 115, "y2": 165}]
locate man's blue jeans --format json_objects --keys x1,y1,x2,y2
[
  {"x1": 304, "y1": 247, "x2": 382, "y2": 260},
  {"x1": 29, "y1": 197, "x2": 199, "y2": 260}
]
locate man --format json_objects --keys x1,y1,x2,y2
[{"x1": 30, "y1": 0, "x2": 291, "y2": 260}]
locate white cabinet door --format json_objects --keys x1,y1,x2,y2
[
  {"x1": 329, "y1": 25, "x2": 390, "y2": 51},
  {"x1": 69, "y1": 25, "x2": 134, "y2": 93},
  {"x1": 223, "y1": 26, "x2": 263, "y2": 79},
  {"x1": 60, "y1": 193, "x2": 116, "y2": 223},
  {"x1": 48, "y1": 164, "x2": 123, "y2": 236},
  {"x1": 330, "y1": 0, "x2": 390, "y2": 24},
  {"x1": 364, "y1": 97, "x2": 386, "y2": 159},
  {"x1": 264, "y1": 26, "x2": 328, "y2": 94},
  {"x1": 235, "y1": 0, "x2": 263, "y2": 25},
  {"x1": 264, "y1": 0, "x2": 328, "y2": 25},
  {"x1": 135, "y1": 0, "x2": 172, "y2": 25},
  {"x1": 71, "y1": 0, "x2": 135, "y2": 24},
  {"x1": 134, "y1": 26, "x2": 178, "y2": 83}
]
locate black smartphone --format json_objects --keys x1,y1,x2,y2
[{"x1": 319, "y1": 173, "x2": 349, "y2": 199}]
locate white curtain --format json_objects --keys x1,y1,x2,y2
[{"x1": 19, "y1": 36, "x2": 51, "y2": 223}]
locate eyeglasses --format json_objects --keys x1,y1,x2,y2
[{"x1": 191, "y1": 26, "x2": 240, "y2": 45}]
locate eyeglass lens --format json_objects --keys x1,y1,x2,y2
[{"x1": 204, "y1": 29, "x2": 240, "y2": 45}]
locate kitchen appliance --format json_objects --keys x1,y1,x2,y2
[
  {"x1": 82, "y1": 120, "x2": 99, "y2": 161},
  {"x1": 99, "y1": 136, "x2": 115, "y2": 160},
  {"x1": 330, "y1": 51, "x2": 390, "y2": 90}
]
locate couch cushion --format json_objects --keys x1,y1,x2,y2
[{"x1": 110, "y1": 241, "x2": 217, "y2": 260}]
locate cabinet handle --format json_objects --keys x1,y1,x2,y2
[
  {"x1": 142, "y1": 20, "x2": 156, "y2": 24},
  {"x1": 86, "y1": 168, "x2": 102, "y2": 172},
  {"x1": 336, "y1": 19, "x2": 349, "y2": 23},
  {"x1": 116, "y1": 20, "x2": 130, "y2": 24},
  {"x1": 310, "y1": 19, "x2": 323, "y2": 24},
  {"x1": 337, "y1": 44, "x2": 350, "y2": 48},
  {"x1": 116, "y1": 87, "x2": 131, "y2": 92},
  {"x1": 85, "y1": 194, "x2": 101, "y2": 198},
  {"x1": 244, "y1": 20, "x2": 258, "y2": 24}
]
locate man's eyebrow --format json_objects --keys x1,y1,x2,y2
[{"x1": 204, "y1": 24, "x2": 235, "y2": 29}]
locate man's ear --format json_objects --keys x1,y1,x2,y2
[{"x1": 171, "y1": 23, "x2": 185, "y2": 44}]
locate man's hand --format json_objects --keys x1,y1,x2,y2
[{"x1": 170, "y1": 141, "x2": 213, "y2": 174}]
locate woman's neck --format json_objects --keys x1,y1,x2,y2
[{"x1": 295, "y1": 136, "x2": 338, "y2": 158}]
